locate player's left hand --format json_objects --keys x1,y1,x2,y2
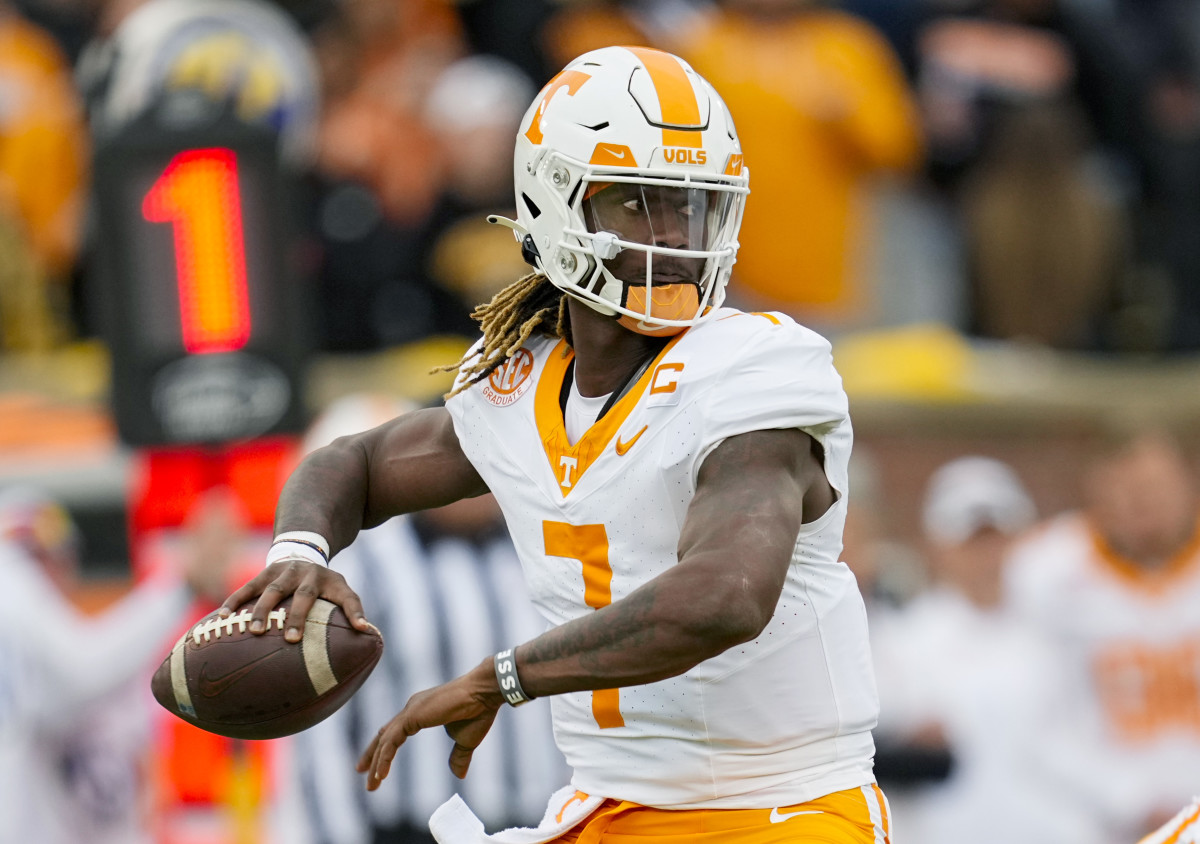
[{"x1": 358, "y1": 657, "x2": 504, "y2": 788}]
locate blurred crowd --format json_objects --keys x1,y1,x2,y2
[
  {"x1": 857, "y1": 428, "x2": 1200, "y2": 844},
  {"x1": 1, "y1": 0, "x2": 1200, "y2": 356},
  {"x1": 2, "y1": 0, "x2": 1200, "y2": 843}
]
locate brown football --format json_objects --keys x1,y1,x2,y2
[{"x1": 152, "y1": 597, "x2": 383, "y2": 740}]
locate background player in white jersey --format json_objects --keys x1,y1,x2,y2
[
  {"x1": 0, "y1": 485, "x2": 231, "y2": 844},
  {"x1": 221, "y1": 46, "x2": 890, "y2": 843},
  {"x1": 873, "y1": 457, "x2": 1102, "y2": 844},
  {"x1": 1006, "y1": 430, "x2": 1200, "y2": 842}
]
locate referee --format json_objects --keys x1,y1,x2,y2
[{"x1": 289, "y1": 398, "x2": 567, "y2": 844}]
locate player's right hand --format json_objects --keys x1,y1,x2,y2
[
  {"x1": 358, "y1": 658, "x2": 504, "y2": 788},
  {"x1": 218, "y1": 560, "x2": 371, "y2": 644}
]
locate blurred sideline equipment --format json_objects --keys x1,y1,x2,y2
[
  {"x1": 152, "y1": 596, "x2": 383, "y2": 740},
  {"x1": 86, "y1": 0, "x2": 318, "y2": 446},
  {"x1": 133, "y1": 485, "x2": 295, "y2": 844},
  {"x1": 82, "y1": 0, "x2": 318, "y2": 165},
  {"x1": 78, "y1": 2, "x2": 323, "y2": 838}
]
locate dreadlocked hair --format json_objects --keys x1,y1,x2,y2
[{"x1": 438, "y1": 271, "x2": 573, "y2": 400}]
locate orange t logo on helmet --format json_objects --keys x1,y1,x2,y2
[{"x1": 524, "y1": 70, "x2": 591, "y2": 146}]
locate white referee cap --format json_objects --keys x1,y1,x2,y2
[{"x1": 922, "y1": 456, "x2": 1036, "y2": 546}]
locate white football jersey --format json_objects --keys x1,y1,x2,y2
[
  {"x1": 446, "y1": 308, "x2": 878, "y2": 809},
  {"x1": 1006, "y1": 513, "x2": 1200, "y2": 836}
]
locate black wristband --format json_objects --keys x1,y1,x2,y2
[{"x1": 493, "y1": 648, "x2": 533, "y2": 707}]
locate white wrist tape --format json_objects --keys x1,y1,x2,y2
[
  {"x1": 266, "y1": 532, "x2": 331, "y2": 567},
  {"x1": 274, "y1": 531, "x2": 330, "y2": 558}
]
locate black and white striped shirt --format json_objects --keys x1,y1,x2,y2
[{"x1": 293, "y1": 515, "x2": 568, "y2": 844}]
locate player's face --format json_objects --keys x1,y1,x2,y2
[
  {"x1": 583, "y1": 183, "x2": 709, "y2": 287},
  {"x1": 935, "y1": 526, "x2": 1011, "y2": 597},
  {"x1": 1087, "y1": 437, "x2": 1198, "y2": 563}
]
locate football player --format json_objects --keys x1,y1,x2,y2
[
  {"x1": 223, "y1": 47, "x2": 889, "y2": 843},
  {"x1": 0, "y1": 486, "x2": 233, "y2": 843},
  {"x1": 1006, "y1": 431, "x2": 1200, "y2": 841}
]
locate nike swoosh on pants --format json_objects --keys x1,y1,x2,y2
[{"x1": 769, "y1": 807, "x2": 824, "y2": 824}]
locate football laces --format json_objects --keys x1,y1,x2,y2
[{"x1": 191, "y1": 607, "x2": 286, "y2": 644}]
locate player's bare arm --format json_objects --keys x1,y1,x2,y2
[
  {"x1": 358, "y1": 425, "x2": 833, "y2": 787},
  {"x1": 220, "y1": 407, "x2": 487, "y2": 640},
  {"x1": 518, "y1": 426, "x2": 832, "y2": 689}
]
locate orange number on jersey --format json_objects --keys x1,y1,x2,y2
[
  {"x1": 543, "y1": 520, "x2": 625, "y2": 729},
  {"x1": 1094, "y1": 637, "x2": 1200, "y2": 740},
  {"x1": 143, "y1": 148, "x2": 252, "y2": 353}
]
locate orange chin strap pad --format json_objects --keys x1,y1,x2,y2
[{"x1": 617, "y1": 283, "x2": 699, "y2": 336}]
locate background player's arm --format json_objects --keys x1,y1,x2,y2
[
  {"x1": 360, "y1": 426, "x2": 833, "y2": 785},
  {"x1": 221, "y1": 407, "x2": 487, "y2": 638}
]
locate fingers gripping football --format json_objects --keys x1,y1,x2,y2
[{"x1": 220, "y1": 560, "x2": 371, "y2": 643}]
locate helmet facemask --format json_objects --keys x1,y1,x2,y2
[{"x1": 553, "y1": 162, "x2": 746, "y2": 336}]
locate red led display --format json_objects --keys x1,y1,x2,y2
[{"x1": 142, "y1": 147, "x2": 252, "y2": 353}]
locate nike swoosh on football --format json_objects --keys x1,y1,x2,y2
[
  {"x1": 197, "y1": 647, "x2": 286, "y2": 698},
  {"x1": 769, "y1": 807, "x2": 824, "y2": 824},
  {"x1": 615, "y1": 425, "x2": 648, "y2": 456}
]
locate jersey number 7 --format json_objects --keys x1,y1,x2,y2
[{"x1": 544, "y1": 521, "x2": 626, "y2": 729}]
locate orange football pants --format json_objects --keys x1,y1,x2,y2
[{"x1": 551, "y1": 785, "x2": 891, "y2": 843}]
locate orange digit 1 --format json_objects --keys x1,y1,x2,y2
[
  {"x1": 143, "y1": 148, "x2": 252, "y2": 353},
  {"x1": 543, "y1": 521, "x2": 625, "y2": 729}
]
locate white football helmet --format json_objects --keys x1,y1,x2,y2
[{"x1": 494, "y1": 46, "x2": 749, "y2": 336}]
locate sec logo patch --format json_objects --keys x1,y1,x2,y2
[{"x1": 483, "y1": 349, "x2": 534, "y2": 406}]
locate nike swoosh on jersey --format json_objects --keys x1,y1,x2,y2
[
  {"x1": 769, "y1": 807, "x2": 824, "y2": 824},
  {"x1": 197, "y1": 647, "x2": 286, "y2": 698},
  {"x1": 615, "y1": 425, "x2": 648, "y2": 456}
]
